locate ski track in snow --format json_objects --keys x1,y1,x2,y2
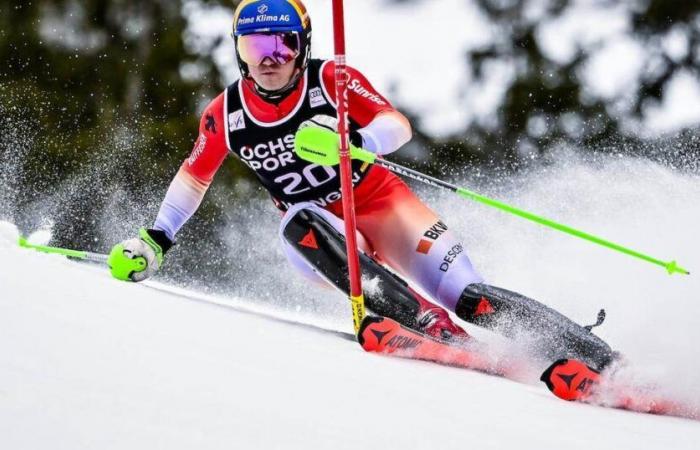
[{"x1": 1, "y1": 154, "x2": 700, "y2": 448}]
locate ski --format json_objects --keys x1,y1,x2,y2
[
  {"x1": 361, "y1": 315, "x2": 699, "y2": 421},
  {"x1": 358, "y1": 315, "x2": 528, "y2": 380},
  {"x1": 542, "y1": 359, "x2": 699, "y2": 420}
]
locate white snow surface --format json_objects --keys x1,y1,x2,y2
[{"x1": 2, "y1": 152, "x2": 700, "y2": 449}]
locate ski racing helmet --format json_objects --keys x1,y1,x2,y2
[{"x1": 232, "y1": 0, "x2": 312, "y2": 100}]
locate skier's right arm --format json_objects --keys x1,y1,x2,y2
[
  {"x1": 153, "y1": 95, "x2": 228, "y2": 241},
  {"x1": 109, "y1": 94, "x2": 229, "y2": 282}
]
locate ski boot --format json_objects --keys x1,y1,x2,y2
[
  {"x1": 412, "y1": 288, "x2": 468, "y2": 341},
  {"x1": 283, "y1": 207, "x2": 467, "y2": 342},
  {"x1": 455, "y1": 283, "x2": 615, "y2": 371}
]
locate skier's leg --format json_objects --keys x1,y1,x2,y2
[
  {"x1": 279, "y1": 202, "x2": 371, "y2": 288},
  {"x1": 345, "y1": 169, "x2": 483, "y2": 311},
  {"x1": 347, "y1": 168, "x2": 614, "y2": 369},
  {"x1": 279, "y1": 236, "x2": 332, "y2": 287},
  {"x1": 280, "y1": 202, "x2": 468, "y2": 340},
  {"x1": 454, "y1": 284, "x2": 614, "y2": 370}
]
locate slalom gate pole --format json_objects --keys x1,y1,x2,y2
[
  {"x1": 332, "y1": 0, "x2": 366, "y2": 335},
  {"x1": 294, "y1": 127, "x2": 690, "y2": 276}
]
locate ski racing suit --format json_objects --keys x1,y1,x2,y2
[
  {"x1": 149, "y1": 58, "x2": 614, "y2": 368},
  {"x1": 153, "y1": 59, "x2": 481, "y2": 331}
]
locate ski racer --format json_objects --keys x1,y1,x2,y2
[{"x1": 109, "y1": 0, "x2": 614, "y2": 372}]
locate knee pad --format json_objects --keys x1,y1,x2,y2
[{"x1": 278, "y1": 203, "x2": 338, "y2": 286}]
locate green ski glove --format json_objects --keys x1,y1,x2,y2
[
  {"x1": 298, "y1": 114, "x2": 364, "y2": 147},
  {"x1": 108, "y1": 228, "x2": 173, "y2": 281}
]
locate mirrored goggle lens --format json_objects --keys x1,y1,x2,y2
[{"x1": 237, "y1": 33, "x2": 300, "y2": 66}]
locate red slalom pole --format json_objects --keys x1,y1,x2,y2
[{"x1": 332, "y1": 0, "x2": 365, "y2": 335}]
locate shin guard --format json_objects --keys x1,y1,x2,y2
[{"x1": 455, "y1": 283, "x2": 614, "y2": 370}]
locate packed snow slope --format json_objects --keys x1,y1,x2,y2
[{"x1": 1, "y1": 218, "x2": 699, "y2": 450}]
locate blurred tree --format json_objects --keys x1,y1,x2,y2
[
  {"x1": 631, "y1": 0, "x2": 700, "y2": 114},
  {"x1": 0, "y1": 1, "x2": 246, "y2": 246},
  {"x1": 389, "y1": 0, "x2": 700, "y2": 173},
  {"x1": 2, "y1": 0, "x2": 698, "y2": 288}
]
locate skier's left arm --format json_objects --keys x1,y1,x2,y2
[{"x1": 321, "y1": 62, "x2": 412, "y2": 155}]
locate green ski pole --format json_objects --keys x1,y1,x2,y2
[
  {"x1": 17, "y1": 236, "x2": 148, "y2": 280},
  {"x1": 18, "y1": 236, "x2": 109, "y2": 263},
  {"x1": 294, "y1": 127, "x2": 690, "y2": 276}
]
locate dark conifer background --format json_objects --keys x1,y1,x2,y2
[{"x1": 1, "y1": 0, "x2": 698, "y2": 287}]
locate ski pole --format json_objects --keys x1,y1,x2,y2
[
  {"x1": 17, "y1": 236, "x2": 148, "y2": 279},
  {"x1": 18, "y1": 236, "x2": 109, "y2": 263},
  {"x1": 294, "y1": 127, "x2": 690, "y2": 276}
]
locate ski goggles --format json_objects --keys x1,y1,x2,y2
[{"x1": 237, "y1": 32, "x2": 301, "y2": 66}]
